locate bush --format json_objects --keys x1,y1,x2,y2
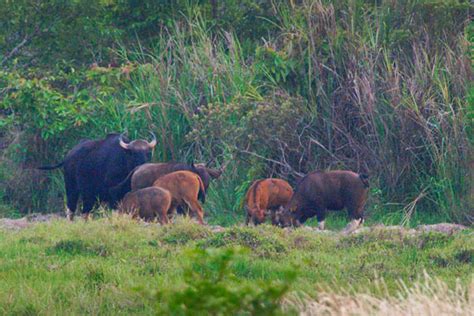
[
  {"x1": 190, "y1": 91, "x2": 310, "y2": 179},
  {"x1": 151, "y1": 247, "x2": 296, "y2": 315}
]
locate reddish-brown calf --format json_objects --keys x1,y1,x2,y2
[
  {"x1": 244, "y1": 178, "x2": 293, "y2": 225},
  {"x1": 153, "y1": 171, "x2": 206, "y2": 225}
]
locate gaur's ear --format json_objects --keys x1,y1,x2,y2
[{"x1": 191, "y1": 163, "x2": 200, "y2": 172}]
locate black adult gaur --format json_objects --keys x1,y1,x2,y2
[
  {"x1": 38, "y1": 133, "x2": 156, "y2": 219},
  {"x1": 277, "y1": 170, "x2": 369, "y2": 230}
]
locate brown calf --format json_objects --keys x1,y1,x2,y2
[
  {"x1": 278, "y1": 170, "x2": 369, "y2": 230},
  {"x1": 153, "y1": 171, "x2": 206, "y2": 225},
  {"x1": 245, "y1": 178, "x2": 294, "y2": 225},
  {"x1": 119, "y1": 187, "x2": 172, "y2": 224}
]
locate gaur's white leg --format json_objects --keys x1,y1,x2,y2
[
  {"x1": 318, "y1": 220, "x2": 326, "y2": 230},
  {"x1": 343, "y1": 218, "x2": 363, "y2": 233},
  {"x1": 66, "y1": 208, "x2": 74, "y2": 221},
  {"x1": 353, "y1": 218, "x2": 363, "y2": 228}
]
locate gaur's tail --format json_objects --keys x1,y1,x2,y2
[
  {"x1": 197, "y1": 175, "x2": 206, "y2": 203},
  {"x1": 244, "y1": 206, "x2": 250, "y2": 225},
  {"x1": 37, "y1": 162, "x2": 64, "y2": 170},
  {"x1": 359, "y1": 174, "x2": 369, "y2": 188},
  {"x1": 239, "y1": 181, "x2": 255, "y2": 211},
  {"x1": 249, "y1": 179, "x2": 263, "y2": 210}
]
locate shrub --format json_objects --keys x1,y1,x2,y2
[{"x1": 152, "y1": 247, "x2": 296, "y2": 315}]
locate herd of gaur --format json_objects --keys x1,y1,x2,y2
[{"x1": 38, "y1": 133, "x2": 369, "y2": 230}]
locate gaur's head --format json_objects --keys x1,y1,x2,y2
[
  {"x1": 119, "y1": 132, "x2": 157, "y2": 169},
  {"x1": 191, "y1": 161, "x2": 227, "y2": 191},
  {"x1": 254, "y1": 210, "x2": 266, "y2": 224},
  {"x1": 275, "y1": 204, "x2": 302, "y2": 228},
  {"x1": 204, "y1": 166, "x2": 224, "y2": 179}
]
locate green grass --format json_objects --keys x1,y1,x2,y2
[{"x1": 0, "y1": 216, "x2": 472, "y2": 314}]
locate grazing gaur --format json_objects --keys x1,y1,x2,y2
[
  {"x1": 109, "y1": 161, "x2": 226, "y2": 206},
  {"x1": 38, "y1": 133, "x2": 156, "y2": 219},
  {"x1": 119, "y1": 187, "x2": 172, "y2": 224},
  {"x1": 244, "y1": 178, "x2": 293, "y2": 225},
  {"x1": 152, "y1": 171, "x2": 206, "y2": 225},
  {"x1": 278, "y1": 170, "x2": 369, "y2": 230}
]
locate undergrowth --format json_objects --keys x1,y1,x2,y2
[{"x1": 0, "y1": 216, "x2": 472, "y2": 314}]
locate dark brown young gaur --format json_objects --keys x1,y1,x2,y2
[
  {"x1": 153, "y1": 171, "x2": 206, "y2": 225},
  {"x1": 244, "y1": 178, "x2": 293, "y2": 225},
  {"x1": 109, "y1": 162, "x2": 225, "y2": 206},
  {"x1": 119, "y1": 187, "x2": 172, "y2": 224},
  {"x1": 278, "y1": 170, "x2": 369, "y2": 230}
]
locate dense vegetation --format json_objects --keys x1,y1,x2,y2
[
  {"x1": 0, "y1": 1, "x2": 472, "y2": 225},
  {"x1": 0, "y1": 3, "x2": 472, "y2": 313},
  {"x1": 0, "y1": 217, "x2": 472, "y2": 314}
]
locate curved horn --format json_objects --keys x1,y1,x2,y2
[
  {"x1": 119, "y1": 133, "x2": 130, "y2": 150},
  {"x1": 147, "y1": 132, "x2": 157, "y2": 148}
]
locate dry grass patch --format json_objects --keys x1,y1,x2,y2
[{"x1": 288, "y1": 275, "x2": 473, "y2": 316}]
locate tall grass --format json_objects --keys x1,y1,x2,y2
[
  {"x1": 111, "y1": 16, "x2": 266, "y2": 221},
  {"x1": 115, "y1": 14, "x2": 261, "y2": 160},
  {"x1": 111, "y1": 2, "x2": 471, "y2": 223},
  {"x1": 251, "y1": 0, "x2": 471, "y2": 221}
]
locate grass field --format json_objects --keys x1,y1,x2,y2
[{"x1": 0, "y1": 216, "x2": 472, "y2": 315}]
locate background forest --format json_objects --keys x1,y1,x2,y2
[{"x1": 0, "y1": 0, "x2": 472, "y2": 226}]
